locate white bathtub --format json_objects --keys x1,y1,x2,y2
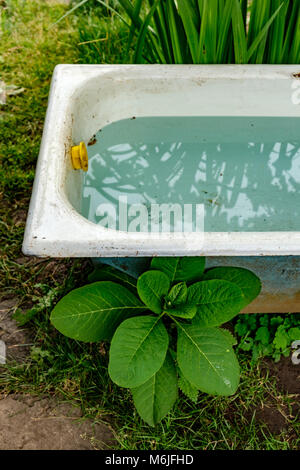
[{"x1": 23, "y1": 64, "x2": 300, "y2": 259}]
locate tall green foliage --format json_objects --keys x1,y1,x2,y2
[
  {"x1": 58, "y1": 0, "x2": 300, "y2": 64},
  {"x1": 114, "y1": 0, "x2": 300, "y2": 63}
]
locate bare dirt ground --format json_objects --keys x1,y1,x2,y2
[
  {"x1": 265, "y1": 357, "x2": 300, "y2": 396},
  {"x1": 0, "y1": 395, "x2": 115, "y2": 450},
  {"x1": 0, "y1": 298, "x2": 115, "y2": 450},
  {"x1": 256, "y1": 358, "x2": 300, "y2": 436}
]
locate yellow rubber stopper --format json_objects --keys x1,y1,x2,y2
[{"x1": 71, "y1": 142, "x2": 88, "y2": 171}]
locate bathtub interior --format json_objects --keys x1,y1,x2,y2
[
  {"x1": 66, "y1": 115, "x2": 300, "y2": 233},
  {"x1": 61, "y1": 69, "x2": 300, "y2": 237}
]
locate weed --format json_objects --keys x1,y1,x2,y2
[{"x1": 235, "y1": 313, "x2": 300, "y2": 363}]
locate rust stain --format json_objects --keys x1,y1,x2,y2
[
  {"x1": 88, "y1": 136, "x2": 97, "y2": 146},
  {"x1": 242, "y1": 290, "x2": 300, "y2": 314},
  {"x1": 120, "y1": 264, "x2": 129, "y2": 272},
  {"x1": 292, "y1": 72, "x2": 300, "y2": 79},
  {"x1": 206, "y1": 255, "x2": 300, "y2": 314}
]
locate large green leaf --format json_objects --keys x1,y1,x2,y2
[
  {"x1": 50, "y1": 282, "x2": 145, "y2": 342},
  {"x1": 187, "y1": 279, "x2": 245, "y2": 327},
  {"x1": 176, "y1": 323, "x2": 240, "y2": 396},
  {"x1": 151, "y1": 257, "x2": 205, "y2": 282},
  {"x1": 219, "y1": 327, "x2": 238, "y2": 347},
  {"x1": 203, "y1": 267, "x2": 261, "y2": 307},
  {"x1": 108, "y1": 315, "x2": 169, "y2": 388},
  {"x1": 178, "y1": 371, "x2": 198, "y2": 403},
  {"x1": 131, "y1": 352, "x2": 178, "y2": 426},
  {"x1": 137, "y1": 270, "x2": 170, "y2": 314}
]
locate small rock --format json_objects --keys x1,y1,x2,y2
[
  {"x1": 0, "y1": 299, "x2": 33, "y2": 363},
  {"x1": 0, "y1": 340, "x2": 6, "y2": 364}
]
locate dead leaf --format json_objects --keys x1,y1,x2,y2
[{"x1": 0, "y1": 80, "x2": 25, "y2": 105}]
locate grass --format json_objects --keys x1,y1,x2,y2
[
  {"x1": 77, "y1": 10, "x2": 129, "y2": 64},
  {"x1": 69, "y1": 0, "x2": 300, "y2": 64},
  {"x1": 0, "y1": 0, "x2": 79, "y2": 307},
  {"x1": 2, "y1": 327, "x2": 299, "y2": 449},
  {"x1": 0, "y1": 0, "x2": 299, "y2": 450}
]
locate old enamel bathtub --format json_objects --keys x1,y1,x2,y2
[{"x1": 22, "y1": 65, "x2": 300, "y2": 312}]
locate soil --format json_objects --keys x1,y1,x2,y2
[
  {"x1": 0, "y1": 298, "x2": 33, "y2": 363},
  {"x1": 0, "y1": 291, "x2": 115, "y2": 450},
  {"x1": 253, "y1": 358, "x2": 300, "y2": 436},
  {"x1": 0, "y1": 395, "x2": 115, "y2": 450},
  {"x1": 255, "y1": 404, "x2": 291, "y2": 435},
  {"x1": 263, "y1": 357, "x2": 300, "y2": 395}
]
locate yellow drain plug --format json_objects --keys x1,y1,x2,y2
[{"x1": 71, "y1": 142, "x2": 88, "y2": 171}]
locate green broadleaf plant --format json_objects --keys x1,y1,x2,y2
[{"x1": 50, "y1": 257, "x2": 261, "y2": 426}]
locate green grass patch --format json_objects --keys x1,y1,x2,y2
[
  {"x1": 0, "y1": 0, "x2": 81, "y2": 309},
  {"x1": 0, "y1": 0, "x2": 299, "y2": 451}
]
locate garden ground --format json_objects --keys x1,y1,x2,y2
[{"x1": 0, "y1": 0, "x2": 299, "y2": 450}]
